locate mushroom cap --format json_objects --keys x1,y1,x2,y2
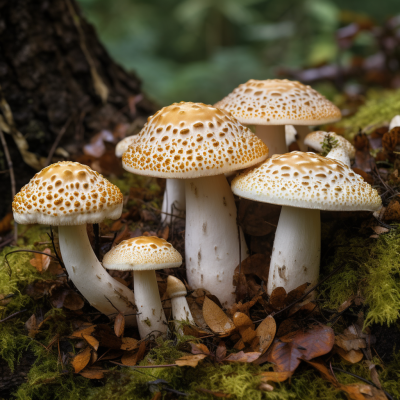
[
  {"x1": 215, "y1": 79, "x2": 342, "y2": 126},
  {"x1": 304, "y1": 131, "x2": 355, "y2": 159},
  {"x1": 12, "y1": 162, "x2": 123, "y2": 226},
  {"x1": 103, "y1": 236, "x2": 182, "y2": 271},
  {"x1": 166, "y1": 275, "x2": 187, "y2": 298},
  {"x1": 231, "y1": 152, "x2": 381, "y2": 211},
  {"x1": 115, "y1": 135, "x2": 139, "y2": 158},
  {"x1": 122, "y1": 102, "x2": 268, "y2": 179}
]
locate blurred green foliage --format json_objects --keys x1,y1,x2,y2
[{"x1": 77, "y1": 0, "x2": 398, "y2": 106}]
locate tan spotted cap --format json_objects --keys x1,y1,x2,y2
[
  {"x1": 215, "y1": 79, "x2": 342, "y2": 126},
  {"x1": 103, "y1": 236, "x2": 182, "y2": 271},
  {"x1": 122, "y1": 102, "x2": 268, "y2": 179},
  {"x1": 115, "y1": 135, "x2": 140, "y2": 158},
  {"x1": 232, "y1": 152, "x2": 381, "y2": 211},
  {"x1": 12, "y1": 162, "x2": 123, "y2": 226},
  {"x1": 304, "y1": 131, "x2": 355, "y2": 159},
  {"x1": 166, "y1": 275, "x2": 187, "y2": 298}
]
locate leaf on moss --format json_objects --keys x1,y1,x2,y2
[
  {"x1": 79, "y1": 366, "x2": 107, "y2": 379},
  {"x1": 121, "y1": 341, "x2": 146, "y2": 366},
  {"x1": 335, "y1": 346, "x2": 363, "y2": 364},
  {"x1": 203, "y1": 296, "x2": 235, "y2": 336},
  {"x1": 340, "y1": 384, "x2": 387, "y2": 400},
  {"x1": 224, "y1": 351, "x2": 260, "y2": 363},
  {"x1": 260, "y1": 371, "x2": 293, "y2": 383},
  {"x1": 29, "y1": 248, "x2": 51, "y2": 273},
  {"x1": 190, "y1": 342, "x2": 210, "y2": 355},
  {"x1": 72, "y1": 346, "x2": 92, "y2": 373},
  {"x1": 175, "y1": 353, "x2": 208, "y2": 367}
]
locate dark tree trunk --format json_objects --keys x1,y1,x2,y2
[{"x1": 0, "y1": 0, "x2": 155, "y2": 216}]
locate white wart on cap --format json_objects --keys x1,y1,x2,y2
[
  {"x1": 103, "y1": 236, "x2": 182, "y2": 339},
  {"x1": 122, "y1": 102, "x2": 268, "y2": 178}
]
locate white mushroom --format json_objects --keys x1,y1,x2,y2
[
  {"x1": 232, "y1": 152, "x2": 382, "y2": 294},
  {"x1": 122, "y1": 102, "x2": 268, "y2": 307},
  {"x1": 116, "y1": 135, "x2": 186, "y2": 224},
  {"x1": 304, "y1": 131, "x2": 356, "y2": 168},
  {"x1": 103, "y1": 236, "x2": 182, "y2": 338},
  {"x1": 166, "y1": 275, "x2": 195, "y2": 333},
  {"x1": 389, "y1": 115, "x2": 400, "y2": 130},
  {"x1": 215, "y1": 79, "x2": 342, "y2": 154},
  {"x1": 12, "y1": 162, "x2": 137, "y2": 325}
]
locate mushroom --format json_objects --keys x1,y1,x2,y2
[
  {"x1": 12, "y1": 162, "x2": 137, "y2": 325},
  {"x1": 122, "y1": 102, "x2": 268, "y2": 307},
  {"x1": 215, "y1": 79, "x2": 342, "y2": 154},
  {"x1": 304, "y1": 131, "x2": 355, "y2": 168},
  {"x1": 116, "y1": 135, "x2": 185, "y2": 224},
  {"x1": 389, "y1": 115, "x2": 400, "y2": 130},
  {"x1": 103, "y1": 236, "x2": 182, "y2": 338},
  {"x1": 232, "y1": 152, "x2": 381, "y2": 294},
  {"x1": 166, "y1": 275, "x2": 195, "y2": 333}
]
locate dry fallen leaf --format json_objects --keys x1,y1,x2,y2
[
  {"x1": 72, "y1": 346, "x2": 92, "y2": 373},
  {"x1": 233, "y1": 312, "x2": 256, "y2": 344},
  {"x1": 70, "y1": 325, "x2": 96, "y2": 338},
  {"x1": 224, "y1": 351, "x2": 260, "y2": 363},
  {"x1": 254, "y1": 315, "x2": 276, "y2": 354},
  {"x1": 203, "y1": 296, "x2": 235, "y2": 336},
  {"x1": 267, "y1": 324, "x2": 335, "y2": 372},
  {"x1": 335, "y1": 346, "x2": 364, "y2": 364},
  {"x1": 114, "y1": 313, "x2": 125, "y2": 337},
  {"x1": 216, "y1": 341, "x2": 227, "y2": 362},
  {"x1": 341, "y1": 383, "x2": 387, "y2": 400},
  {"x1": 260, "y1": 371, "x2": 293, "y2": 383},
  {"x1": 83, "y1": 335, "x2": 99, "y2": 351},
  {"x1": 121, "y1": 341, "x2": 146, "y2": 366},
  {"x1": 25, "y1": 314, "x2": 40, "y2": 338},
  {"x1": 335, "y1": 328, "x2": 366, "y2": 352},
  {"x1": 29, "y1": 248, "x2": 51, "y2": 273},
  {"x1": 120, "y1": 337, "x2": 139, "y2": 351},
  {"x1": 0, "y1": 212, "x2": 13, "y2": 235},
  {"x1": 190, "y1": 342, "x2": 210, "y2": 355},
  {"x1": 269, "y1": 287, "x2": 286, "y2": 309},
  {"x1": 79, "y1": 367, "x2": 107, "y2": 379},
  {"x1": 175, "y1": 354, "x2": 208, "y2": 367}
]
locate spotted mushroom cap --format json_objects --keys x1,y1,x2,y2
[
  {"x1": 103, "y1": 236, "x2": 182, "y2": 271},
  {"x1": 166, "y1": 275, "x2": 187, "y2": 298},
  {"x1": 115, "y1": 135, "x2": 140, "y2": 158},
  {"x1": 122, "y1": 102, "x2": 268, "y2": 179},
  {"x1": 12, "y1": 162, "x2": 123, "y2": 226},
  {"x1": 231, "y1": 152, "x2": 381, "y2": 211},
  {"x1": 215, "y1": 79, "x2": 342, "y2": 126},
  {"x1": 304, "y1": 131, "x2": 355, "y2": 160}
]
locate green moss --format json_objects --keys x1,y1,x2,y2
[
  {"x1": 319, "y1": 223, "x2": 400, "y2": 327},
  {"x1": 110, "y1": 172, "x2": 161, "y2": 197},
  {"x1": 337, "y1": 89, "x2": 400, "y2": 138}
]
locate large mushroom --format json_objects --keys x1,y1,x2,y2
[
  {"x1": 103, "y1": 236, "x2": 182, "y2": 338},
  {"x1": 215, "y1": 79, "x2": 342, "y2": 154},
  {"x1": 304, "y1": 131, "x2": 355, "y2": 168},
  {"x1": 116, "y1": 135, "x2": 185, "y2": 225},
  {"x1": 122, "y1": 102, "x2": 268, "y2": 307},
  {"x1": 232, "y1": 152, "x2": 381, "y2": 294},
  {"x1": 12, "y1": 162, "x2": 137, "y2": 325}
]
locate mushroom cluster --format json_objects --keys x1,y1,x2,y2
[{"x1": 12, "y1": 79, "x2": 382, "y2": 342}]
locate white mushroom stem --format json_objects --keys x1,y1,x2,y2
[
  {"x1": 133, "y1": 270, "x2": 167, "y2": 338},
  {"x1": 255, "y1": 125, "x2": 287, "y2": 155},
  {"x1": 171, "y1": 296, "x2": 194, "y2": 325},
  {"x1": 267, "y1": 206, "x2": 320, "y2": 295},
  {"x1": 294, "y1": 125, "x2": 310, "y2": 152},
  {"x1": 58, "y1": 225, "x2": 137, "y2": 326},
  {"x1": 326, "y1": 147, "x2": 351, "y2": 168},
  {"x1": 185, "y1": 174, "x2": 248, "y2": 307},
  {"x1": 389, "y1": 115, "x2": 400, "y2": 130},
  {"x1": 285, "y1": 125, "x2": 298, "y2": 148},
  {"x1": 161, "y1": 179, "x2": 186, "y2": 224}
]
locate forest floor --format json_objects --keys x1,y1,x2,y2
[{"x1": 1, "y1": 90, "x2": 400, "y2": 400}]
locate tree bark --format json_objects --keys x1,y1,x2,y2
[{"x1": 0, "y1": 0, "x2": 155, "y2": 216}]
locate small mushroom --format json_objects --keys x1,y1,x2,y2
[
  {"x1": 122, "y1": 102, "x2": 268, "y2": 307},
  {"x1": 232, "y1": 152, "x2": 382, "y2": 294},
  {"x1": 389, "y1": 115, "x2": 400, "y2": 130},
  {"x1": 166, "y1": 275, "x2": 195, "y2": 333},
  {"x1": 215, "y1": 79, "x2": 342, "y2": 154},
  {"x1": 116, "y1": 134, "x2": 185, "y2": 225},
  {"x1": 304, "y1": 131, "x2": 355, "y2": 168},
  {"x1": 103, "y1": 236, "x2": 182, "y2": 338},
  {"x1": 12, "y1": 162, "x2": 137, "y2": 325}
]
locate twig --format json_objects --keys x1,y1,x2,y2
[
  {"x1": 331, "y1": 367, "x2": 394, "y2": 400},
  {"x1": 45, "y1": 116, "x2": 72, "y2": 166},
  {"x1": 48, "y1": 226, "x2": 65, "y2": 269},
  {"x1": 0, "y1": 309, "x2": 27, "y2": 323},
  {"x1": 0, "y1": 127, "x2": 17, "y2": 244}
]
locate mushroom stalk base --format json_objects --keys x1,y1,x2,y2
[
  {"x1": 58, "y1": 225, "x2": 137, "y2": 326},
  {"x1": 255, "y1": 125, "x2": 287, "y2": 155},
  {"x1": 161, "y1": 179, "x2": 186, "y2": 224},
  {"x1": 171, "y1": 296, "x2": 195, "y2": 334},
  {"x1": 267, "y1": 206, "x2": 320, "y2": 295},
  {"x1": 294, "y1": 125, "x2": 310, "y2": 152},
  {"x1": 134, "y1": 270, "x2": 167, "y2": 339},
  {"x1": 185, "y1": 174, "x2": 248, "y2": 307}
]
